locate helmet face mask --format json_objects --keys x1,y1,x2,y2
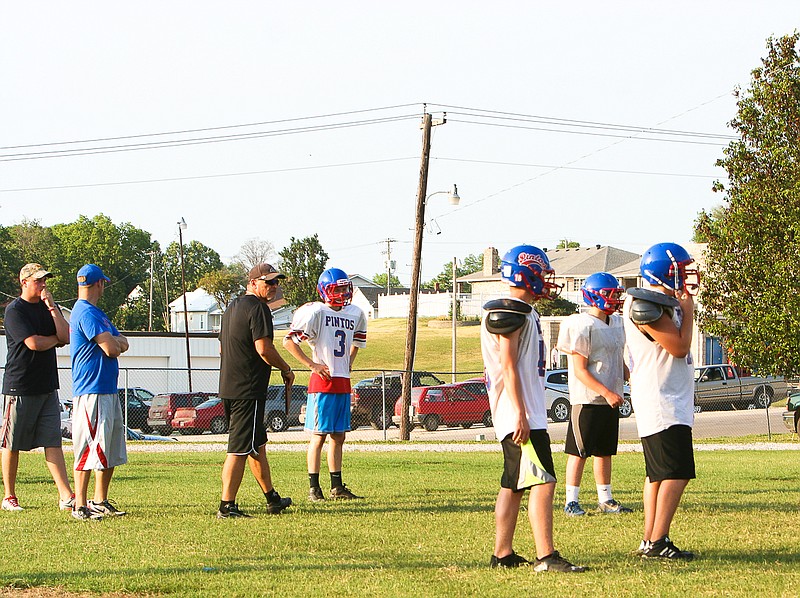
[
  {"x1": 317, "y1": 268, "x2": 353, "y2": 306},
  {"x1": 641, "y1": 243, "x2": 700, "y2": 295},
  {"x1": 501, "y1": 245, "x2": 562, "y2": 300},
  {"x1": 581, "y1": 272, "x2": 624, "y2": 314}
]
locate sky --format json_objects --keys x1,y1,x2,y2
[{"x1": 1, "y1": 2, "x2": 798, "y2": 285}]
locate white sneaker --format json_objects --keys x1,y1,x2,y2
[
  {"x1": 59, "y1": 493, "x2": 76, "y2": 511},
  {"x1": 2, "y1": 495, "x2": 24, "y2": 511}
]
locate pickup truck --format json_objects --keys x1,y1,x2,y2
[
  {"x1": 693, "y1": 364, "x2": 788, "y2": 412},
  {"x1": 350, "y1": 371, "x2": 445, "y2": 429}
]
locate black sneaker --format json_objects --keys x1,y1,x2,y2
[
  {"x1": 642, "y1": 536, "x2": 694, "y2": 561},
  {"x1": 72, "y1": 506, "x2": 103, "y2": 521},
  {"x1": 330, "y1": 484, "x2": 362, "y2": 500},
  {"x1": 489, "y1": 551, "x2": 530, "y2": 568},
  {"x1": 266, "y1": 494, "x2": 292, "y2": 515},
  {"x1": 533, "y1": 551, "x2": 587, "y2": 573},
  {"x1": 88, "y1": 499, "x2": 127, "y2": 517},
  {"x1": 308, "y1": 486, "x2": 325, "y2": 502},
  {"x1": 216, "y1": 503, "x2": 251, "y2": 519}
]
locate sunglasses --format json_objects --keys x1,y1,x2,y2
[{"x1": 258, "y1": 277, "x2": 281, "y2": 286}]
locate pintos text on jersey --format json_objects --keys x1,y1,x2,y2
[{"x1": 325, "y1": 315, "x2": 356, "y2": 330}]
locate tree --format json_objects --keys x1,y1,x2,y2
[
  {"x1": 199, "y1": 266, "x2": 244, "y2": 310},
  {"x1": 278, "y1": 234, "x2": 329, "y2": 306},
  {"x1": 536, "y1": 296, "x2": 579, "y2": 316},
  {"x1": 372, "y1": 273, "x2": 401, "y2": 289},
  {"x1": 232, "y1": 238, "x2": 277, "y2": 273},
  {"x1": 556, "y1": 239, "x2": 581, "y2": 249},
  {"x1": 422, "y1": 253, "x2": 484, "y2": 292},
  {"x1": 696, "y1": 33, "x2": 800, "y2": 376},
  {"x1": 163, "y1": 240, "x2": 224, "y2": 303},
  {"x1": 49, "y1": 214, "x2": 153, "y2": 320},
  {"x1": 692, "y1": 205, "x2": 726, "y2": 243}
]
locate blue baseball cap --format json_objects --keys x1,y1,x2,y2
[{"x1": 77, "y1": 264, "x2": 110, "y2": 286}]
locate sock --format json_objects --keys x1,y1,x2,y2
[
  {"x1": 309, "y1": 473, "x2": 320, "y2": 489},
  {"x1": 565, "y1": 485, "x2": 580, "y2": 505},
  {"x1": 330, "y1": 471, "x2": 343, "y2": 489},
  {"x1": 265, "y1": 489, "x2": 280, "y2": 504},
  {"x1": 219, "y1": 500, "x2": 234, "y2": 513},
  {"x1": 597, "y1": 484, "x2": 613, "y2": 503}
]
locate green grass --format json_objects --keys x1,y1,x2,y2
[{"x1": 2, "y1": 449, "x2": 799, "y2": 597}]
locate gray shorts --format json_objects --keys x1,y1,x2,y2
[
  {"x1": 73, "y1": 394, "x2": 128, "y2": 470},
  {"x1": 1, "y1": 391, "x2": 63, "y2": 451}
]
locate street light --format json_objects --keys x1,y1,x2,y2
[
  {"x1": 400, "y1": 183, "x2": 459, "y2": 438},
  {"x1": 178, "y1": 217, "x2": 192, "y2": 392}
]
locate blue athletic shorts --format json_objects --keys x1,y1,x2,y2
[{"x1": 305, "y1": 392, "x2": 351, "y2": 434}]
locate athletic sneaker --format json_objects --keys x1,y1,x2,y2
[
  {"x1": 641, "y1": 536, "x2": 694, "y2": 561},
  {"x1": 633, "y1": 540, "x2": 651, "y2": 556},
  {"x1": 489, "y1": 551, "x2": 530, "y2": 568},
  {"x1": 598, "y1": 499, "x2": 633, "y2": 514},
  {"x1": 88, "y1": 499, "x2": 127, "y2": 516},
  {"x1": 533, "y1": 551, "x2": 587, "y2": 573},
  {"x1": 308, "y1": 486, "x2": 325, "y2": 502},
  {"x1": 59, "y1": 494, "x2": 76, "y2": 511},
  {"x1": 72, "y1": 506, "x2": 103, "y2": 521},
  {"x1": 216, "y1": 503, "x2": 251, "y2": 519},
  {"x1": 330, "y1": 484, "x2": 362, "y2": 500},
  {"x1": 266, "y1": 494, "x2": 293, "y2": 515},
  {"x1": 1, "y1": 495, "x2": 23, "y2": 512},
  {"x1": 564, "y1": 501, "x2": 586, "y2": 516}
]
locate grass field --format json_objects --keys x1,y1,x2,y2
[{"x1": 2, "y1": 448, "x2": 799, "y2": 597}]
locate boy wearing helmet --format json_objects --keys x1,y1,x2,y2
[
  {"x1": 481, "y1": 245, "x2": 586, "y2": 573},
  {"x1": 623, "y1": 242, "x2": 699, "y2": 560},
  {"x1": 283, "y1": 268, "x2": 367, "y2": 501},
  {"x1": 557, "y1": 272, "x2": 632, "y2": 517}
]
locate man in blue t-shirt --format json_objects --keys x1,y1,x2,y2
[{"x1": 70, "y1": 264, "x2": 129, "y2": 521}]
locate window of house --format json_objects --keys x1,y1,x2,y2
[{"x1": 572, "y1": 278, "x2": 585, "y2": 292}]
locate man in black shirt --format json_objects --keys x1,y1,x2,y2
[
  {"x1": 217, "y1": 263, "x2": 295, "y2": 518},
  {"x1": 2, "y1": 263, "x2": 74, "y2": 512}
]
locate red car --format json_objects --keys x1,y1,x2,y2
[
  {"x1": 392, "y1": 380, "x2": 492, "y2": 431},
  {"x1": 171, "y1": 396, "x2": 228, "y2": 435}
]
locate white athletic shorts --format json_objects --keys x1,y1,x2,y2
[{"x1": 72, "y1": 393, "x2": 128, "y2": 471}]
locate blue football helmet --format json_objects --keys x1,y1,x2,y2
[
  {"x1": 582, "y1": 272, "x2": 624, "y2": 314},
  {"x1": 317, "y1": 268, "x2": 353, "y2": 306},
  {"x1": 501, "y1": 244, "x2": 562, "y2": 299},
  {"x1": 640, "y1": 242, "x2": 700, "y2": 294}
]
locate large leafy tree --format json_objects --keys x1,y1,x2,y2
[
  {"x1": 163, "y1": 240, "x2": 224, "y2": 302},
  {"x1": 372, "y1": 273, "x2": 402, "y2": 289},
  {"x1": 422, "y1": 253, "x2": 484, "y2": 292},
  {"x1": 49, "y1": 214, "x2": 153, "y2": 320},
  {"x1": 199, "y1": 266, "x2": 245, "y2": 310},
  {"x1": 278, "y1": 234, "x2": 329, "y2": 306},
  {"x1": 696, "y1": 33, "x2": 800, "y2": 376}
]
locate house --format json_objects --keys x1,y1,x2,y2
[{"x1": 169, "y1": 287, "x2": 291, "y2": 332}]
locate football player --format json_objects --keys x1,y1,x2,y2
[
  {"x1": 623, "y1": 242, "x2": 699, "y2": 560},
  {"x1": 481, "y1": 244, "x2": 586, "y2": 573},
  {"x1": 557, "y1": 272, "x2": 632, "y2": 517},
  {"x1": 283, "y1": 268, "x2": 367, "y2": 501}
]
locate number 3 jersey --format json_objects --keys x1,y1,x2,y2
[{"x1": 286, "y1": 302, "x2": 367, "y2": 393}]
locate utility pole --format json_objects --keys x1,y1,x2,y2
[
  {"x1": 452, "y1": 256, "x2": 458, "y2": 383},
  {"x1": 381, "y1": 238, "x2": 396, "y2": 295},
  {"x1": 400, "y1": 110, "x2": 446, "y2": 440},
  {"x1": 147, "y1": 251, "x2": 155, "y2": 332}
]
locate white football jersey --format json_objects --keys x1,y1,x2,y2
[{"x1": 287, "y1": 302, "x2": 367, "y2": 381}]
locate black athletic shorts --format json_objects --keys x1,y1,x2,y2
[
  {"x1": 223, "y1": 398, "x2": 267, "y2": 456},
  {"x1": 565, "y1": 403, "x2": 620, "y2": 458},
  {"x1": 500, "y1": 430, "x2": 556, "y2": 492},
  {"x1": 641, "y1": 424, "x2": 695, "y2": 482}
]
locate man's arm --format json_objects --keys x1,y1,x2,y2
[
  {"x1": 94, "y1": 331, "x2": 128, "y2": 358},
  {"x1": 281, "y1": 335, "x2": 330, "y2": 380},
  {"x1": 256, "y1": 337, "x2": 295, "y2": 386},
  {"x1": 570, "y1": 352, "x2": 622, "y2": 408},
  {"x1": 41, "y1": 288, "x2": 69, "y2": 345},
  {"x1": 497, "y1": 328, "x2": 530, "y2": 445},
  {"x1": 349, "y1": 345, "x2": 359, "y2": 371},
  {"x1": 640, "y1": 291, "x2": 694, "y2": 358}
]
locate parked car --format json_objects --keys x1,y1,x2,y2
[
  {"x1": 693, "y1": 365, "x2": 787, "y2": 411},
  {"x1": 544, "y1": 369, "x2": 633, "y2": 423},
  {"x1": 171, "y1": 396, "x2": 227, "y2": 435},
  {"x1": 126, "y1": 427, "x2": 178, "y2": 442},
  {"x1": 118, "y1": 387, "x2": 155, "y2": 432},
  {"x1": 351, "y1": 371, "x2": 445, "y2": 430},
  {"x1": 781, "y1": 391, "x2": 800, "y2": 434},
  {"x1": 147, "y1": 392, "x2": 217, "y2": 436},
  {"x1": 392, "y1": 380, "x2": 492, "y2": 431},
  {"x1": 265, "y1": 385, "x2": 308, "y2": 432}
]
